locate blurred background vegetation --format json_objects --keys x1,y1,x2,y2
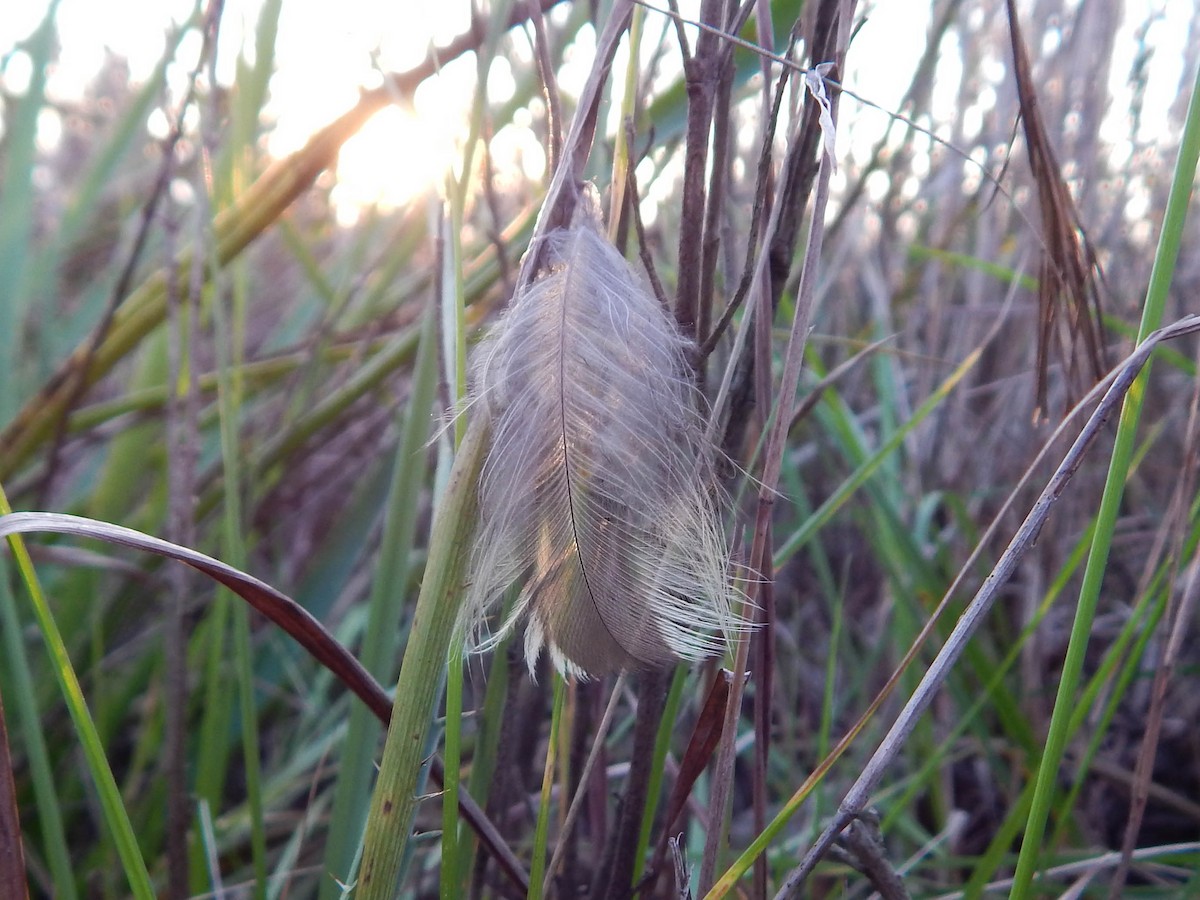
[{"x1": 1, "y1": 0, "x2": 1199, "y2": 897}]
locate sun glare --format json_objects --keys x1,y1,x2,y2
[
  {"x1": 5, "y1": 0, "x2": 480, "y2": 221},
  {"x1": 332, "y1": 105, "x2": 458, "y2": 226},
  {"x1": 3, "y1": 0, "x2": 1192, "y2": 227}
]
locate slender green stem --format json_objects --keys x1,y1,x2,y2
[
  {"x1": 529, "y1": 675, "x2": 566, "y2": 900},
  {"x1": 0, "y1": 484, "x2": 155, "y2": 898},
  {"x1": 441, "y1": 643, "x2": 466, "y2": 900},
  {"x1": 1009, "y1": 62, "x2": 1200, "y2": 897},
  {"x1": 357, "y1": 417, "x2": 488, "y2": 899},
  {"x1": 609, "y1": 2, "x2": 645, "y2": 237},
  {"x1": 632, "y1": 666, "x2": 688, "y2": 884},
  {"x1": 320, "y1": 293, "x2": 440, "y2": 898},
  {"x1": 441, "y1": 89, "x2": 474, "y2": 894},
  {"x1": 0, "y1": 577, "x2": 77, "y2": 899}
]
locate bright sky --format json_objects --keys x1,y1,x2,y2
[{"x1": 0, "y1": 0, "x2": 1191, "y2": 224}]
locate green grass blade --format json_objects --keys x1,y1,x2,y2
[
  {"x1": 215, "y1": 265, "x2": 267, "y2": 896},
  {"x1": 632, "y1": 665, "x2": 688, "y2": 885},
  {"x1": 0, "y1": 485, "x2": 155, "y2": 898},
  {"x1": 321, "y1": 295, "x2": 440, "y2": 896},
  {"x1": 772, "y1": 342, "x2": 983, "y2": 567},
  {"x1": 529, "y1": 675, "x2": 566, "y2": 900},
  {"x1": 357, "y1": 417, "x2": 487, "y2": 898},
  {"x1": 192, "y1": 573, "x2": 233, "y2": 844},
  {"x1": 441, "y1": 644, "x2": 466, "y2": 900},
  {"x1": 0, "y1": 1, "x2": 58, "y2": 423},
  {"x1": 441, "y1": 174, "x2": 472, "y2": 900},
  {"x1": 0, "y1": 576, "x2": 77, "y2": 899},
  {"x1": 1009, "y1": 61, "x2": 1200, "y2": 897},
  {"x1": 212, "y1": 0, "x2": 285, "y2": 876}
]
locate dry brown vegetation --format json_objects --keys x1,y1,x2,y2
[{"x1": 1, "y1": 0, "x2": 1200, "y2": 897}]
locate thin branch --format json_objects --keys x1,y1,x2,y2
[
  {"x1": 674, "y1": 0, "x2": 726, "y2": 340},
  {"x1": 700, "y1": 48, "x2": 793, "y2": 356},
  {"x1": 666, "y1": 0, "x2": 694, "y2": 62},
  {"x1": 527, "y1": 0, "x2": 564, "y2": 173},
  {"x1": 702, "y1": 2, "x2": 846, "y2": 883},
  {"x1": 625, "y1": 124, "x2": 669, "y2": 309},
  {"x1": 0, "y1": 691, "x2": 27, "y2": 900},
  {"x1": 1109, "y1": 340, "x2": 1200, "y2": 895},
  {"x1": 514, "y1": 0, "x2": 635, "y2": 288},
  {"x1": 773, "y1": 314, "x2": 1200, "y2": 896},
  {"x1": 34, "y1": 6, "x2": 215, "y2": 506},
  {"x1": 543, "y1": 675, "x2": 625, "y2": 897}
]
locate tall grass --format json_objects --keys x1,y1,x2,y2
[{"x1": 1, "y1": 1, "x2": 1199, "y2": 898}]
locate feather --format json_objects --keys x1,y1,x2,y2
[{"x1": 461, "y1": 197, "x2": 744, "y2": 678}]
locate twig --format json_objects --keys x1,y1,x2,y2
[
  {"x1": 543, "y1": 674, "x2": 626, "y2": 897},
  {"x1": 514, "y1": 0, "x2": 635, "y2": 288},
  {"x1": 787, "y1": 335, "x2": 895, "y2": 431},
  {"x1": 673, "y1": 0, "x2": 726, "y2": 341},
  {"x1": 695, "y1": 0, "x2": 757, "y2": 352},
  {"x1": 665, "y1": 0, "x2": 694, "y2": 62},
  {"x1": 526, "y1": 0, "x2": 564, "y2": 173},
  {"x1": 164, "y1": 7, "x2": 226, "y2": 893},
  {"x1": 827, "y1": 810, "x2": 911, "y2": 900},
  {"x1": 1109, "y1": 345, "x2": 1200, "y2": 895},
  {"x1": 702, "y1": 4, "x2": 845, "y2": 883},
  {"x1": 34, "y1": 6, "x2": 214, "y2": 506},
  {"x1": 772, "y1": 314, "x2": 1200, "y2": 897},
  {"x1": 699, "y1": 50, "x2": 791, "y2": 358},
  {"x1": 930, "y1": 842, "x2": 1200, "y2": 900},
  {"x1": 624, "y1": 121, "x2": 668, "y2": 309},
  {"x1": 591, "y1": 668, "x2": 669, "y2": 900},
  {"x1": 0, "y1": 691, "x2": 27, "y2": 900}
]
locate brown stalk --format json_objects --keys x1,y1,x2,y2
[
  {"x1": 827, "y1": 814, "x2": 911, "y2": 900},
  {"x1": 0, "y1": 691, "x2": 28, "y2": 900},
  {"x1": 1005, "y1": 0, "x2": 1107, "y2": 420},
  {"x1": 748, "y1": 134, "x2": 774, "y2": 900},
  {"x1": 674, "y1": 0, "x2": 727, "y2": 341},
  {"x1": 514, "y1": 1, "x2": 635, "y2": 284},
  {"x1": 696, "y1": 0, "x2": 758, "y2": 352},
  {"x1": 701, "y1": 49, "x2": 792, "y2": 358},
  {"x1": 638, "y1": 668, "x2": 736, "y2": 894},
  {"x1": 590, "y1": 668, "x2": 670, "y2": 900},
  {"x1": 526, "y1": 0, "x2": 564, "y2": 173},
  {"x1": 718, "y1": 0, "x2": 846, "y2": 465},
  {"x1": 543, "y1": 675, "x2": 626, "y2": 896},
  {"x1": 701, "y1": 0, "x2": 852, "y2": 889},
  {"x1": 750, "y1": 561, "x2": 774, "y2": 900},
  {"x1": 625, "y1": 133, "x2": 669, "y2": 309},
  {"x1": 163, "y1": 9, "x2": 226, "y2": 892},
  {"x1": 161, "y1": 170, "x2": 197, "y2": 900},
  {"x1": 743, "y1": 16, "x2": 779, "y2": 892}
]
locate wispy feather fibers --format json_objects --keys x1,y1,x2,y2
[{"x1": 462, "y1": 202, "x2": 743, "y2": 678}]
